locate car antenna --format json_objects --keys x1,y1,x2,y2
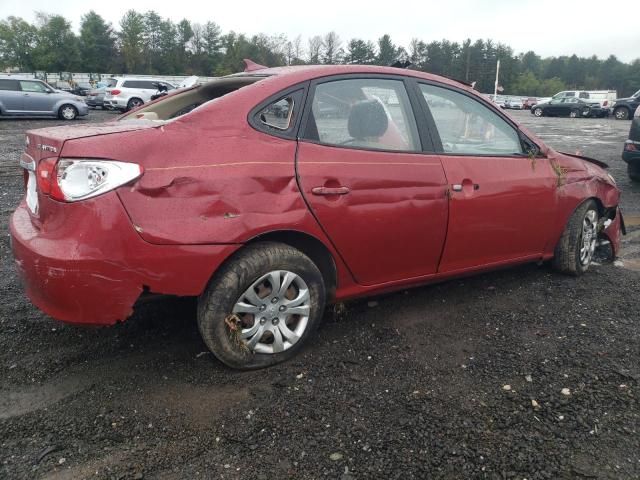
[{"x1": 243, "y1": 59, "x2": 268, "y2": 72}]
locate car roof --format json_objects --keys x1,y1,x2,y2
[{"x1": 230, "y1": 64, "x2": 475, "y2": 92}]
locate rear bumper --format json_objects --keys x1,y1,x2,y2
[
  {"x1": 9, "y1": 194, "x2": 239, "y2": 325},
  {"x1": 103, "y1": 98, "x2": 126, "y2": 109}
]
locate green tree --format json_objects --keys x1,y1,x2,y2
[
  {"x1": 0, "y1": 16, "x2": 36, "y2": 70},
  {"x1": 79, "y1": 11, "x2": 115, "y2": 72},
  {"x1": 119, "y1": 10, "x2": 145, "y2": 73},
  {"x1": 376, "y1": 34, "x2": 397, "y2": 66},
  {"x1": 346, "y1": 38, "x2": 376, "y2": 65},
  {"x1": 32, "y1": 13, "x2": 79, "y2": 71}
]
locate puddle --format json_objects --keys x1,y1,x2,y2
[{"x1": 0, "y1": 376, "x2": 93, "y2": 419}]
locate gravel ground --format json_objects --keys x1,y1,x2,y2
[{"x1": 1, "y1": 109, "x2": 639, "y2": 480}]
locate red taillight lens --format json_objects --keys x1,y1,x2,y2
[
  {"x1": 36, "y1": 157, "x2": 57, "y2": 195},
  {"x1": 110, "y1": 89, "x2": 121, "y2": 96},
  {"x1": 625, "y1": 142, "x2": 637, "y2": 152},
  {"x1": 603, "y1": 101, "x2": 608, "y2": 107}
]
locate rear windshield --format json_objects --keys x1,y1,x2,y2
[
  {"x1": 119, "y1": 76, "x2": 262, "y2": 122},
  {"x1": 107, "y1": 78, "x2": 118, "y2": 88}
]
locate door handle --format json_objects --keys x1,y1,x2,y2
[
  {"x1": 311, "y1": 186, "x2": 350, "y2": 196},
  {"x1": 451, "y1": 183, "x2": 479, "y2": 192}
]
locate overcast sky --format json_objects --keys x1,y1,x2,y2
[{"x1": 2, "y1": 0, "x2": 638, "y2": 62}]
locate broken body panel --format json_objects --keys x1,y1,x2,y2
[{"x1": 9, "y1": 65, "x2": 623, "y2": 325}]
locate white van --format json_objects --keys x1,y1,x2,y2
[{"x1": 551, "y1": 90, "x2": 617, "y2": 111}]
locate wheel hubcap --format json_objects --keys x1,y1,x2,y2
[
  {"x1": 62, "y1": 107, "x2": 74, "y2": 119},
  {"x1": 231, "y1": 270, "x2": 311, "y2": 354},
  {"x1": 580, "y1": 210, "x2": 598, "y2": 266}
]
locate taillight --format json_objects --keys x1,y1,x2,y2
[
  {"x1": 110, "y1": 89, "x2": 121, "y2": 96},
  {"x1": 52, "y1": 159, "x2": 143, "y2": 202},
  {"x1": 603, "y1": 100, "x2": 608, "y2": 107},
  {"x1": 36, "y1": 157, "x2": 57, "y2": 194},
  {"x1": 625, "y1": 142, "x2": 637, "y2": 152}
]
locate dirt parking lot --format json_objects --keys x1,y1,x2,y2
[{"x1": 1, "y1": 109, "x2": 639, "y2": 480}]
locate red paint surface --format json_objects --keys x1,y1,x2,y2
[{"x1": 9, "y1": 65, "x2": 623, "y2": 325}]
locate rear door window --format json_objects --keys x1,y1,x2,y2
[
  {"x1": 304, "y1": 78, "x2": 420, "y2": 152},
  {"x1": 420, "y1": 83, "x2": 523, "y2": 156},
  {"x1": 0, "y1": 79, "x2": 19, "y2": 91}
]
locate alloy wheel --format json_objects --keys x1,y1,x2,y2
[{"x1": 579, "y1": 209, "x2": 598, "y2": 267}]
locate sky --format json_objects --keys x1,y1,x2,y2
[{"x1": 1, "y1": 0, "x2": 638, "y2": 62}]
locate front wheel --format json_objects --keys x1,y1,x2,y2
[
  {"x1": 552, "y1": 200, "x2": 599, "y2": 276},
  {"x1": 628, "y1": 162, "x2": 640, "y2": 182},
  {"x1": 534, "y1": 107, "x2": 543, "y2": 117},
  {"x1": 197, "y1": 242, "x2": 326, "y2": 370},
  {"x1": 58, "y1": 104, "x2": 78, "y2": 120}
]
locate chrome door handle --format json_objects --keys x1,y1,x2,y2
[
  {"x1": 451, "y1": 183, "x2": 479, "y2": 192},
  {"x1": 311, "y1": 186, "x2": 350, "y2": 196}
]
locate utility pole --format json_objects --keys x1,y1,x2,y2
[{"x1": 493, "y1": 59, "x2": 501, "y2": 99}]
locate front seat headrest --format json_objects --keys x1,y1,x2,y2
[{"x1": 347, "y1": 99, "x2": 388, "y2": 140}]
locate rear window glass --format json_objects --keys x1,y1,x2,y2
[
  {"x1": 107, "y1": 78, "x2": 118, "y2": 88},
  {"x1": 0, "y1": 79, "x2": 19, "y2": 91}
]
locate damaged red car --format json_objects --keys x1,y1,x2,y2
[{"x1": 10, "y1": 63, "x2": 624, "y2": 369}]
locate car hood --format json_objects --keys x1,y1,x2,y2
[{"x1": 559, "y1": 151, "x2": 609, "y2": 169}]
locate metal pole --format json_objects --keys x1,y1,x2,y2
[{"x1": 494, "y1": 59, "x2": 500, "y2": 99}]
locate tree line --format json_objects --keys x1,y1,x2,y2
[{"x1": 1, "y1": 11, "x2": 639, "y2": 97}]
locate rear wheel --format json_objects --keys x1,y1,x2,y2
[
  {"x1": 197, "y1": 242, "x2": 326, "y2": 370},
  {"x1": 628, "y1": 162, "x2": 640, "y2": 182},
  {"x1": 614, "y1": 107, "x2": 630, "y2": 120},
  {"x1": 58, "y1": 104, "x2": 78, "y2": 120},
  {"x1": 534, "y1": 107, "x2": 543, "y2": 117},
  {"x1": 552, "y1": 200, "x2": 599, "y2": 276},
  {"x1": 126, "y1": 97, "x2": 144, "y2": 111}
]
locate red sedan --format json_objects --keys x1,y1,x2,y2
[{"x1": 10, "y1": 63, "x2": 623, "y2": 369}]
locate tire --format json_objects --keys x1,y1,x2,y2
[
  {"x1": 58, "y1": 104, "x2": 78, "y2": 120},
  {"x1": 552, "y1": 200, "x2": 599, "y2": 276},
  {"x1": 126, "y1": 97, "x2": 144, "y2": 111},
  {"x1": 569, "y1": 109, "x2": 580, "y2": 118},
  {"x1": 614, "y1": 107, "x2": 630, "y2": 120},
  {"x1": 628, "y1": 162, "x2": 640, "y2": 182},
  {"x1": 534, "y1": 107, "x2": 543, "y2": 117},
  {"x1": 197, "y1": 242, "x2": 326, "y2": 370}
]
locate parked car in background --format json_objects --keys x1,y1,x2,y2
[
  {"x1": 550, "y1": 90, "x2": 616, "y2": 112},
  {"x1": 612, "y1": 89, "x2": 640, "y2": 120},
  {"x1": 523, "y1": 97, "x2": 538, "y2": 110},
  {"x1": 51, "y1": 81, "x2": 73, "y2": 93},
  {"x1": 71, "y1": 82, "x2": 93, "y2": 96},
  {"x1": 504, "y1": 98, "x2": 524, "y2": 109},
  {"x1": 622, "y1": 105, "x2": 640, "y2": 180},
  {"x1": 0, "y1": 77, "x2": 88, "y2": 120},
  {"x1": 103, "y1": 77, "x2": 175, "y2": 111},
  {"x1": 531, "y1": 97, "x2": 606, "y2": 118},
  {"x1": 85, "y1": 87, "x2": 108, "y2": 109},
  {"x1": 9, "y1": 64, "x2": 623, "y2": 369}
]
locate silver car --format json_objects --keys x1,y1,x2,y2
[{"x1": 0, "y1": 77, "x2": 89, "y2": 120}]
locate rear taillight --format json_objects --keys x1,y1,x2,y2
[
  {"x1": 625, "y1": 141, "x2": 637, "y2": 152},
  {"x1": 52, "y1": 159, "x2": 143, "y2": 201},
  {"x1": 603, "y1": 100, "x2": 608, "y2": 107},
  {"x1": 110, "y1": 89, "x2": 121, "y2": 96},
  {"x1": 36, "y1": 158, "x2": 57, "y2": 195}
]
